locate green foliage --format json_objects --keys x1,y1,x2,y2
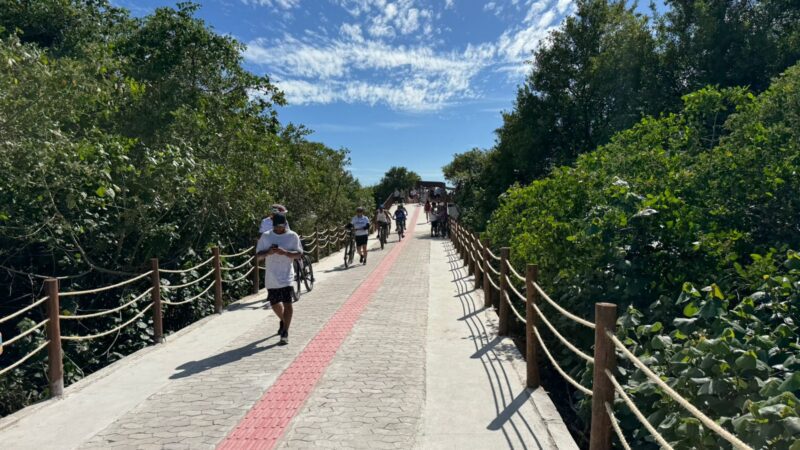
[
  {"x1": 0, "y1": 1, "x2": 370, "y2": 416},
  {"x1": 486, "y1": 65, "x2": 800, "y2": 448},
  {"x1": 371, "y1": 166, "x2": 421, "y2": 206}
]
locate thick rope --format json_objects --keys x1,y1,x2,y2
[
  {"x1": 485, "y1": 263, "x2": 500, "y2": 276},
  {"x1": 487, "y1": 272, "x2": 501, "y2": 291},
  {"x1": 220, "y1": 246, "x2": 254, "y2": 258},
  {"x1": 608, "y1": 333, "x2": 753, "y2": 450},
  {"x1": 606, "y1": 369, "x2": 674, "y2": 450},
  {"x1": 161, "y1": 268, "x2": 215, "y2": 290},
  {"x1": 605, "y1": 401, "x2": 633, "y2": 450},
  {"x1": 0, "y1": 340, "x2": 50, "y2": 377},
  {"x1": 60, "y1": 288, "x2": 153, "y2": 320},
  {"x1": 531, "y1": 302, "x2": 594, "y2": 363},
  {"x1": 502, "y1": 290, "x2": 526, "y2": 322},
  {"x1": 159, "y1": 256, "x2": 215, "y2": 274},
  {"x1": 221, "y1": 256, "x2": 255, "y2": 272},
  {"x1": 506, "y1": 260, "x2": 526, "y2": 283},
  {"x1": 486, "y1": 248, "x2": 501, "y2": 261},
  {"x1": 60, "y1": 271, "x2": 153, "y2": 297},
  {"x1": 61, "y1": 304, "x2": 153, "y2": 341},
  {"x1": 303, "y1": 238, "x2": 317, "y2": 246},
  {"x1": 223, "y1": 266, "x2": 255, "y2": 284},
  {"x1": 533, "y1": 325, "x2": 593, "y2": 396},
  {"x1": 2, "y1": 318, "x2": 49, "y2": 348},
  {"x1": 506, "y1": 276, "x2": 526, "y2": 302},
  {"x1": 0, "y1": 296, "x2": 49, "y2": 325},
  {"x1": 162, "y1": 280, "x2": 215, "y2": 306},
  {"x1": 533, "y1": 283, "x2": 596, "y2": 329}
]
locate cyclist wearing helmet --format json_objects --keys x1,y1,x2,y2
[
  {"x1": 375, "y1": 205, "x2": 391, "y2": 238},
  {"x1": 393, "y1": 203, "x2": 408, "y2": 240},
  {"x1": 260, "y1": 204, "x2": 290, "y2": 234},
  {"x1": 351, "y1": 206, "x2": 371, "y2": 264}
]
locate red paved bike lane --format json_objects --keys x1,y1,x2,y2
[{"x1": 218, "y1": 207, "x2": 420, "y2": 450}]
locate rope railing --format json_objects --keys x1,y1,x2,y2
[
  {"x1": 486, "y1": 248, "x2": 501, "y2": 261},
  {"x1": 605, "y1": 402, "x2": 633, "y2": 450},
  {"x1": 60, "y1": 271, "x2": 153, "y2": 297},
  {"x1": 0, "y1": 296, "x2": 49, "y2": 325},
  {"x1": 60, "y1": 288, "x2": 153, "y2": 320},
  {"x1": 220, "y1": 256, "x2": 254, "y2": 272},
  {"x1": 506, "y1": 259, "x2": 525, "y2": 283},
  {"x1": 223, "y1": 266, "x2": 255, "y2": 284},
  {"x1": 531, "y1": 301, "x2": 593, "y2": 363},
  {"x1": 159, "y1": 256, "x2": 215, "y2": 274},
  {"x1": 605, "y1": 369, "x2": 674, "y2": 450},
  {"x1": 532, "y1": 325, "x2": 593, "y2": 396},
  {"x1": 608, "y1": 332, "x2": 753, "y2": 450},
  {"x1": 220, "y1": 246, "x2": 254, "y2": 258},
  {"x1": 533, "y1": 282, "x2": 596, "y2": 329},
  {"x1": 61, "y1": 303, "x2": 153, "y2": 341},
  {"x1": 162, "y1": 280, "x2": 215, "y2": 306},
  {"x1": 0, "y1": 341, "x2": 50, "y2": 377},
  {"x1": 1, "y1": 318, "x2": 49, "y2": 349},
  {"x1": 501, "y1": 290, "x2": 526, "y2": 322},
  {"x1": 160, "y1": 268, "x2": 215, "y2": 290},
  {"x1": 486, "y1": 271, "x2": 501, "y2": 291}
]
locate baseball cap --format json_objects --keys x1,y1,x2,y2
[{"x1": 272, "y1": 214, "x2": 287, "y2": 227}]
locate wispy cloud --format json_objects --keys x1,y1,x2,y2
[
  {"x1": 241, "y1": 0, "x2": 300, "y2": 9},
  {"x1": 244, "y1": 0, "x2": 576, "y2": 110}
]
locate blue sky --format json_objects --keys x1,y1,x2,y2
[{"x1": 113, "y1": 0, "x2": 662, "y2": 185}]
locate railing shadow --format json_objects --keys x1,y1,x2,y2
[{"x1": 442, "y1": 241, "x2": 545, "y2": 450}]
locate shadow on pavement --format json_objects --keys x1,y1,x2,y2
[{"x1": 170, "y1": 337, "x2": 280, "y2": 379}]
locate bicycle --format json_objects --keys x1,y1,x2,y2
[
  {"x1": 343, "y1": 226, "x2": 356, "y2": 268},
  {"x1": 377, "y1": 222, "x2": 389, "y2": 249},
  {"x1": 396, "y1": 219, "x2": 406, "y2": 240},
  {"x1": 293, "y1": 253, "x2": 315, "y2": 299}
]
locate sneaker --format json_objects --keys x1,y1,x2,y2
[
  {"x1": 278, "y1": 320, "x2": 284, "y2": 336},
  {"x1": 279, "y1": 331, "x2": 288, "y2": 345},
  {"x1": 359, "y1": 254, "x2": 364, "y2": 263},
  {"x1": 363, "y1": 255, "x2": 367, "y2": 265}
]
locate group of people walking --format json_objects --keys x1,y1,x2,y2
[{"x1": 423, "y1": 200, "x2": 451, "y2": 237}]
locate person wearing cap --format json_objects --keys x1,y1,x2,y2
[
  {"x1": 375, "y1": 205, "x2": 391, "y2": 244},
  {"x1": 259, "y1": 204, "x2": 290, "y2": 234},
  {"x1": 256, "y1": 214, "x2": 302, "y2": 345},
  {"x1": 351, "y1": 206, "x2": 371, "y2": 264}
]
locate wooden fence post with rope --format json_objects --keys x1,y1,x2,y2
[
  {"x1": 45, "y1": 278, "x2": 63, "y2": 397},
  {"x1": 474, "y1": 238, "x2": 483, "y2": 291},
  {"x1": 482, "y1": 239, "x2": 491, "y2": 308},
  {"x1": 315, "y1": 227, "x2": 321, "y2": 262},
  {"x1": 212, "y1": 247, "x2": 223, "y2": 312},
  {"x1": 498, "y1": 247, "x2": 511, "y2": 336},
  {"x1": 150, "y1": 259, "x2": 163, "y2": 343},
  {"x1": 590, "y1": 303, "x2": 617, "y2": 450},
  {"x1": 250, "y1": 240, "x2": 259, "y2": 295},
  {"x1": 525, "y1": 264, "x2": 540, "y2": 389}
]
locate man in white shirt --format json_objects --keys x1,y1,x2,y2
[
  {"x1": 256, "y1": 214, "x2": 302, "y2": 345},
  {"x1": 351, "y1": 206, "x2": 371, "y2": 264},
  {"x1": 375, "y1": 206, "x2": 391, "y2": 245}
]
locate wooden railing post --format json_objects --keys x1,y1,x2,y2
[
  {"x1": 45, "y1": 278, "x2": 63, "y2": 397},
  {"x1": 251, "y1": 239, "x2": 259, "y2": 295},
  {"x1": 474, "y1": 238, "x2": 482, "y2": 291},
  {"x1": 525, "y1": 264, "x2": 540, "y2": 388},
  {"x1": 315, "y1": 227, "x2": 321, "y2": 263},
  {"x1": 150, "y1": 259, "x2": 163, "y2": 343},
  {"x1": 482, "y1": 239, "x2": 491, "y2": 308},
  {"x1": 498, "y1": 247, "x2": 511, "y2": 335},
  {"x1": 212, "y1": 247, "x2": 223, "y2": 313},
  {"x1": 590, "y1": 303, "x2": 617, "y2": 450}
]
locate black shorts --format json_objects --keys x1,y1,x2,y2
[
  {"x1": 355, "y1": 235, "x2": 368, "y2": 246},
  {"x1": 267, "y1": 286, "x2": 294, "y2": 305}
]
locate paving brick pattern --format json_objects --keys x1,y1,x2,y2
[
  {"x1": 80, "y1": 244, "x2": 395, "y2": 450},
  {"x1": 277, "y1": 225, "x2": 430, "y2": 449}
]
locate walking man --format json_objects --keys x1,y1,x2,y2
[
  {"x1": 256, "y1": 214, "x2": 302, "y2": 345},
  {"x1": 351, "y1": 206, "x2": 371, "y2": 264}
]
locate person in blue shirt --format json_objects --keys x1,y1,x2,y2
[{"x1": 393, "y1": 203, "x2": 408, "y2": 240}]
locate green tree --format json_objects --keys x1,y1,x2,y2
[{"x1": 372, "y1": 166, "x2": 421, "y2": 206}]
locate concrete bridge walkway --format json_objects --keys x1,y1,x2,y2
[{"x1": 0, "y1": 205, "x2": 577, "y2": 450}]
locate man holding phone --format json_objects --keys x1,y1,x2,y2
[{"x1": 256, "y1": 214, "x2": 302, "y2": 345}]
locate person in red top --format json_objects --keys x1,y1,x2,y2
[{"x1": 424, "y1": 200, "x2": 432, "y2": 223}]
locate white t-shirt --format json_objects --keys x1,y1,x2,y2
[
  {"x1": 259, "y1": 216, "x2": 290, "y2": 234},
  {"x1": 256, "y1": 230, "x2": 302, "y2": 289},
  {"x1": 376, "y1": 211, "x2": 390, "y2": 223},
  {"x1": 351, "y1": 215, "x2": 370, "y2": 236}
]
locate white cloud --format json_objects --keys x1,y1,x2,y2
[
  {"x1": 444, "y1": 0, "x2": 454, "y2": 9},
  {"x1": 340, "y1": 23, "x2": 364, "y2": 41},
  {"x1": 241, "y1": 0, "x2": 300, "y2": 9}
]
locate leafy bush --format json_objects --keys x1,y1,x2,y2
[{"x1": 486, "y1": 64, "x2": 800, "y2": 448}]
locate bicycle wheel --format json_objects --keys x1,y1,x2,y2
[
  {"x1": 343, "y1": 240, "x2": 351, "y2": 268},
  {"x1": 293, "y1": 259, "x2": 302, "y2": 294},
  {"x1": 302, "y1": 254, "x2": 314, "y2": 291}
]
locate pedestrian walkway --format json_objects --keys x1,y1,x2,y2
[{"x1": 0, "y1": 205, "x2": 576, "y2": 450}]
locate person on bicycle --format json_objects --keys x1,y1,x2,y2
[
  {"x1": 393, "y1": 203, "x2": 408, "y2": 239},
  {"x1": 351, "y1": 206, "x2": 371, "y2": 264},
  {"x1": 256, "y1": 214, "x2": 302, "y2": 345},
  {"x1": 375, "y1": 206, "x2": 391, "y2": 244},
  {"x1": 259, "y1": 204, "x2": 290, "y2": 234},
  {"x1": 424, "y1": 200, "x2": 431, "y2": 223}
]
